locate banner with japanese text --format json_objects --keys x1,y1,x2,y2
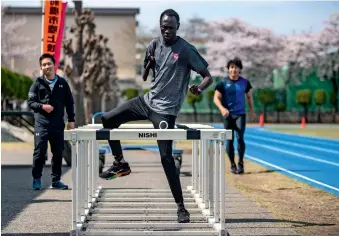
[{"x1": 42, "y1": 0, "x2": 67, "y2": 71}]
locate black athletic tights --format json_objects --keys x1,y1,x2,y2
[
  {"x1": 101, "y1": 96, "x2": 184, "y2": 206},
  {"x1": 223, "y1": 115, "x2": 246, "y2": 164}
]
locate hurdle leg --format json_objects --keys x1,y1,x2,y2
[
  {"x1": 88, "y1": 140, "x2": 93, "y2": 208},
  {"x1": 94, "y1": 140, "x2": 101, "y2": 198},
  {"x1": 192, "y1": 140, "x2": 198, "y2": 191},
  {"x1": 194, "y1": 140, "x2": 199, "y2": 193},
  {"x1": 91, "y1": 140, "x2": 96, "y2": 202},
  {"x1": 219, "y1": 139, "x2": 226, "y2": 235},
  {"x1": 203, "y1": 140, "x2": 208, "y2": 207},
  {"x1": 76, "y1": 141, "x2": 82, "y2": 231},
  {"x1": 71, "y1": 133, "x2": 78, "y2": 236},
  {"x1": 80, "y1": 141, "x2": 85, "y2": 223},
  {"x1": 214, "y1": 141, "x2": 220, "y2": 223},
  {"x1": 209, "y1": 140, "x2": 214, "y2": 216},
  {"x1": 84, "y1": 141, "x2": 89, "y2": 212},
  {"x1": 199, "y1": 140, "x2": 203, "y2": 198}
]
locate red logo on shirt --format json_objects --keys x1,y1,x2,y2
[{"x1": 173, "y1": 53, "x2": 179, "y2": 60}]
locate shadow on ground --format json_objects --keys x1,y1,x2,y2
[
  {"x1": 2, "y1": 233, "x2": 69, "y2": 236},
  {"x1": 226, "y1": 218, "x2": 336, "y2": 227},
  {"x1": 1, "y1": 165, "x2": 70, "y2": 229}
]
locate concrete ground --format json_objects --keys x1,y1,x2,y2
[{"x1": 1, "y1": 148, "x2": 298, "y2": 236}]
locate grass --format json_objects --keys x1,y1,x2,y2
[
  {"x1": 267, "y1": 127, "x2": 339, "y2": 139},
  {"x1": 226, "y1": 158, "x2": 339, "y2": 236}
]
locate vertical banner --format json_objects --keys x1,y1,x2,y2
[{"x1": 42, "y1": 0, "x2": 67, "y2": 71}]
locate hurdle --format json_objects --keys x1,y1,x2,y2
[{"x1": 65, "y1": 123, "x2": 231, "y2": 236}]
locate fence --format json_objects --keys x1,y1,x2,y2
[{"x1": 181, "y1": 74, "x2": 337, "y2": 114}]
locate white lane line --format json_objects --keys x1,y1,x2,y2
[
  {"x1": 246, "y1": 134, "x2": 339, "y2": 155},
  {"x1": 246, "y1": 141, "x2": 339, "y2": 167},
  {"x1": 245, "y1": 154, "x2": 339, "y2": 193},
  {"x1": 256, "y1": 128, "x2": 339, "y2": 146}
]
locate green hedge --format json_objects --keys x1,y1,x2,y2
[{"x1": 1, "y1": 67, "x2": 33, "y2": 100}]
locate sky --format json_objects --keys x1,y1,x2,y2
[{"x1": 3, "y1": 0, "x2": 339, "y2": 36}]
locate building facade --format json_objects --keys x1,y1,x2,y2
[{"x1": 2, "y1": 6, "x2": 140, "y2": 81}]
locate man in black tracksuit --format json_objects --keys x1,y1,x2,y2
[{"x1": 28, "y1": 53, "x2": 75, "y2": 190}]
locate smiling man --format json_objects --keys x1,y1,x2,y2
[
  {"x1": 213, "y1": 57, "x2": 255, "y2": 175},
  {"x1": 100, "y1": 9, "x2": 213, "y2": 223},
  {"x1": 28, "y1": 53, "x2": 75, "y2": 190}
]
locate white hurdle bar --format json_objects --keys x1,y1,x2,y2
[{"x1": 65, "y1": 124, "x2": 231, "y2": 236}]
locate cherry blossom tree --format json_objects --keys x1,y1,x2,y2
[
  {"x1": 318, "y1": 12, "x2": 339, "y2": 112},
  {"x1": 279, "y1": 12, "x2": 339, "y2": 112},
  {"x1": 205, "y1": 18, "x2": 284, "y2": 88},
  {"x1": 276, "y1": 31, "x2": 322, "y2": 86}
]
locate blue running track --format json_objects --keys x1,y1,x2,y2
[{"x1": 213, "y1": 124, "x2": 339, "y2": 196}]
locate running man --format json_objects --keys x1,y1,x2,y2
[
  {"x1": 213, "y1": 57, "x2": 255, "y2": 174},
  {"x1": 99, "y1": 9, "x2": 213, "y2": 223}
]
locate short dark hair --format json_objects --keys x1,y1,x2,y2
[
  {"x1": 39, "y1": 53, "x2": 55, "y2": 65},
  {"x1": 227, "y1": 57, "x2": 243, "y2": 70},
  {"x1": 160, "y1": 9, "x2": 180, "y2": 25}
]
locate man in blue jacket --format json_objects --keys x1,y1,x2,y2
[{"x1": 28, "y1": 53, "x2": 75, "y2": 190}]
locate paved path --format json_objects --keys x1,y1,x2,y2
[{"x1": 1, "y1": 149, "x2": 298, "y2": 236}]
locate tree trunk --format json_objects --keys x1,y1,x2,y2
[
  {"x1": 277, "y1": 111, "x2": 280, "y2": 123},
  {"x1": 84, "y1": 93, "x2": 93, "y2": 125},
  {"x1": 303, "y1": 104, "x2": 308, "y2": 123},
  {"x1": 92, "y1": 93, "x2": 102, "y2": 114},
  {"x1": 263, "y1": 105, "x2": 267, "y2": 123},
  {"x1": 192, "y1": 103, "x2": 197, "y2": 122},
  {"x1": 72, "y1": 81, "x2": 85, "y2": 126},
  {"x1": 332, "y1": 108, "x2": 336, "y2": 123},
  {"x1": 317, "y1": 105, "x2": 321, "y2": 123}
]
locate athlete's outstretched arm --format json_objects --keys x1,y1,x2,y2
[
  {"x1": 187, "y1": 44, "x2": 213, "y2": 95},
  {"x1": 198, "y1": 68, "x2": 213, "y2": 91},
  {"x1": 189, "y1": 68, "x2": 213, "y2": 95}
]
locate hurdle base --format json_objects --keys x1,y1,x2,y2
[
  {"x1": 69, "y1": 229, "x2": 77, "y2": 236},
  {"x1": 70, "y1": 224, "x2": 83, "y2": 236},
  {"x1": 187, "y1": 186, "x2": 229, "y2": 236},
  {"x1": 76, "y1": 186, "x2": 104, "y2": 234}
]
